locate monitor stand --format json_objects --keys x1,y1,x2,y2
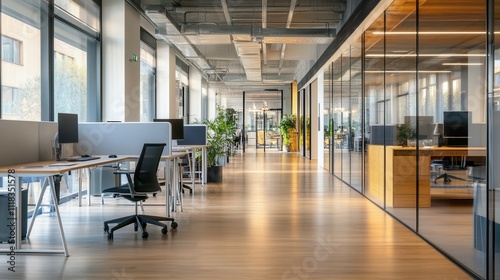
[{"x1": 53, "y1": 133, "x2": 63, "y2": 161}]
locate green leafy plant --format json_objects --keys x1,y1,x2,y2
[
  {"x1": 279, "y1": 114, "x2": 297, "y2": 148},
  {"x1": 200, "y1": 106, "x2": 238, "y2": 166},
  {"x1": 396, "y1": 123, "x2": 416, "y2": 146}
]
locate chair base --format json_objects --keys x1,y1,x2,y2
[
  {"x1": 104, "y1": 214, "x2": 177, "y2": 240},
  {"x1": 433, "y1": 172, "x2": 466, "y2": 183}
]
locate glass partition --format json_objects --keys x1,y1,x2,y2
[
  {"x1": 350, "y1": 40, "x2": 363, "y2": 192},
  {"x1": 416, "y1": 1, "x2": 486, "y2": 277},
  {"x1": 383, "y1": 0, "x2": 417, "y2": 230},
  {"x1": 324, "y1": 64, "x2": 332, "y2": 173},
  {"x1": 332, "y1": 59, "x2": 342, "y2": 177},
  {"x1": 364, "y1": 13, "x2": 386, "y2": 208}
]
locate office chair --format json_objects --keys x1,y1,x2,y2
[
  {"x1": 103, "y1": 143, "x2": 178, "y2": 240},
  {"x1": 431, "y1": 157, "x2": 467, "y2": 183}
]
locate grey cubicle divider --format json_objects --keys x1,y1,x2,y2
[
  {"x1": 76, "y1": 122, "x2": 172, "y2": 156},
  {"x1": 0, "y1": 119, "x2": 57, "y2": 166},
  {"x1": 176, "y1": 124, "x2": 207, "y2": 145}
]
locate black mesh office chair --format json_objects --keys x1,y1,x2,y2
[
  {"x1": 431, "y1": 157, "x2": 467, "y2": 183},
  {"x1": 103, "y1": 143, "x2": 178, "y2": 240}
]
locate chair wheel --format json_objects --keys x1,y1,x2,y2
[
  {"x1": 161, "y1": 226, "x2": 168, "y2": 234},
  {"x1": 134, "y1": 222, "x2": 138, "y2": 231},
  {"x1": 104, "y1": 224, "x2": 109, "y2": 232},
  {"x1": 107, "y1": 232, "x2": 113, "y2": 240},
  {"x1": 153, "y1": 193, "x2": 157, "y2": 197},
  {"x1": 171, "y1": 221, "x2": 178, "y2": 229},
  {"x1": 142, "y1": 232, "x2": 149, "y2": 239}
]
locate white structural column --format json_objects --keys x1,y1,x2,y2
[
  {"x1": 310, "y1": 77, "x2": 319, "y2": 160},
  {"x1": 156, "y1": 41, "x2": 177, "y2": 118},
  {"x1": 189, "y1": 68, "x2": 203, "y2": 122},
  {"x1": 102, "y1": 0, "x2": 141, "y2": 122}
]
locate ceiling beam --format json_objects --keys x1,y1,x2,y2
[
  {"x1": 220, "y1": 0, "x2": 232, "y2": 25},
  {"x1": 279, "y1": 0, "x2": 298, "y2": 75}
]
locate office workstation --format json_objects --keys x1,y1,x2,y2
[
  {"x1": 0, "y1": 115, "x2": 206, "y2": 255},
  {"x1": 367, "y1": 111, "x2": 486, "y2": 208}
]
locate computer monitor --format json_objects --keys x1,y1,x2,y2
[
  {"x1": 58, "y1": 113, "x2": 79, "y2": 143},
  {"x1": 404, "y1": 116, "x2": 434, "y2": 140},
  {"x1": 153, "y1": 118, "x2": 185, "y2": 140},
  {"x1": 443, "y1": 111, "x2": 471, "y2": 146}
]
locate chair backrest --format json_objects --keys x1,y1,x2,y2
[{"x1": 134, "y1": 143, "x2": 166, "y2": 193}]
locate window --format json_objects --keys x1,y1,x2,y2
[
  {"x1": 54, "y1": 0, "x2": 100, "y2": 31},
  {"x1": 140, "y1": 41, "x2": 156, "y2": 122},
  {"x1": 1, "y1": 36, "x2": 22, "y2": 64},
  {"x1": 1, "y1": 86, "x2": 20, "y2": 115},
  {"x1": 1, "y1": 0, "x2": 42, "y2": 121}
]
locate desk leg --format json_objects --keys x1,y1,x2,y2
[
  {"x1": 164, "y1": 161, "x2": 171, "y2": 218},
  {"x1": 78, "y1": 169, "x2": 83, "y2": 207},
  {"x1": 202, "y1": 147, "x2": 207, "y2": 185},
  {"x1": 27, "y1": 178, "x2": 49, "y2": 238},
  {"x1": 189, "y1": 149, "x2": 195, "y2": 193},
  {"x1": 48, "y1": 176, "x2": 69, "y2": 257},
  {"x1": 87, "y1": 168, "x2": 92, "y2": 206}
]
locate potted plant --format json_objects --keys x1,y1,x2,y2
[
  {"x1": 279, "y1": 114, "x2": 297, "y2": 152},
  {"x1": 396, "y1": 123, "x2": 416, "y2": 147},
  {"x1": 200, "y1": 106, "x2": 237, "y2": 182}
]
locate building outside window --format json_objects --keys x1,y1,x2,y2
[{"x1": 1, "y1": 36, "x2": 22, "y2": 64}]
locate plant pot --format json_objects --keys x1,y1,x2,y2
[
  {"x1": 207, "y1": 165, "x2": 223, "y2": 182},
  {"x1": 283, "y1": 144, "x2": 291, "y2": 152}
]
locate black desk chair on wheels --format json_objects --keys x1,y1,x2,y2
[
  {"x1": 103, "y1": 143, "x2": 178, "y2": 240},
  {"x1": 431, "y1": 157, "x2": 467, "y2": 183}
]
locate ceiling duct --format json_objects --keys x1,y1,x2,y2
[
  {"x1": 233, "y1": 41, "x2": 262, "y2": 81},
  {"x1": 144, "y1": 6, "x2": 213, "y2": 73}
]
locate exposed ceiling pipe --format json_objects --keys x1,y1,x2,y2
[
  {"x1": 279, "y1": 0, "x2": 298, "y2": 75},
  {"x1": 174, "y1": 5, "x2": 346, "y2": 13},
  {"x1": 262, "y1": 0, "x2": 268, "y2": 65}
]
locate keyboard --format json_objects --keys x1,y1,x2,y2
[{"x1": 66, "y1": 156, "x2": 101, "y2": 162}]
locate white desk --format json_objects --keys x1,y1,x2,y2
[
  {"x1": 173, "y1": 145, "x2": 209, "y2": 188},
  {"x1": 0, "y1": 156, "x2": 127, "y2": 256}
]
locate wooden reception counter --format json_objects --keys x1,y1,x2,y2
[{"x1": 366, "y1": 145, "x2": 486, "y2": 208}]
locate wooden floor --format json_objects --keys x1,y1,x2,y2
[{"x1": 0, "y1": 152, "x2": 472, "y2": 279}]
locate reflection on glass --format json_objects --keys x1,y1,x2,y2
[{"x1": 1, "y1": 0, "x2": 42, "y2": 120}]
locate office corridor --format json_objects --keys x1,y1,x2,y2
[{"x1": 2, "y1": 152, "x2": 470, "y2": 279}]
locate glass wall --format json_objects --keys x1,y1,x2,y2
[
  {"x1": 1, "y1": 0, "x2": 101, "y2": 121},
  {"x1": 350, "y1": 39, "x2": 363, "y2": 192},
  {"x1": 0, "y1": 0, "x2": 101, "y2": 206},
  {"x1": 332, "y1": 59, "x2": 342, "y2": 177},
  {"x1": 363, "y1": 13, "x2": 385, "y2": 209},
  {"x1": 324, "y1": 64, "x2": 332, "y2": 173},
  {"x1": 1, "y1": 0, "x2": 42, "y2": 120},
  {"x1": 493, "y1": 0, "x2": 500, "y2": 277},
  {"x1": 323, "y1": 0, "x2": 492, "y2": 277}
]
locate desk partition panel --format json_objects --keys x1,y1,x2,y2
[
  {"x1": 0, "y1": 120, "x2": 57, "y2": 166},
  {"x1": 176, "y1": 125, "x2": 207, "y2": 146},
  {"x1": 76, "y1": 122, "x2": 172, "y2": 156}
]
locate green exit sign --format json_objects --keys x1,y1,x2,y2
[{"x1": 131, "y1": 54, "x2": 137, "y2": 62}]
